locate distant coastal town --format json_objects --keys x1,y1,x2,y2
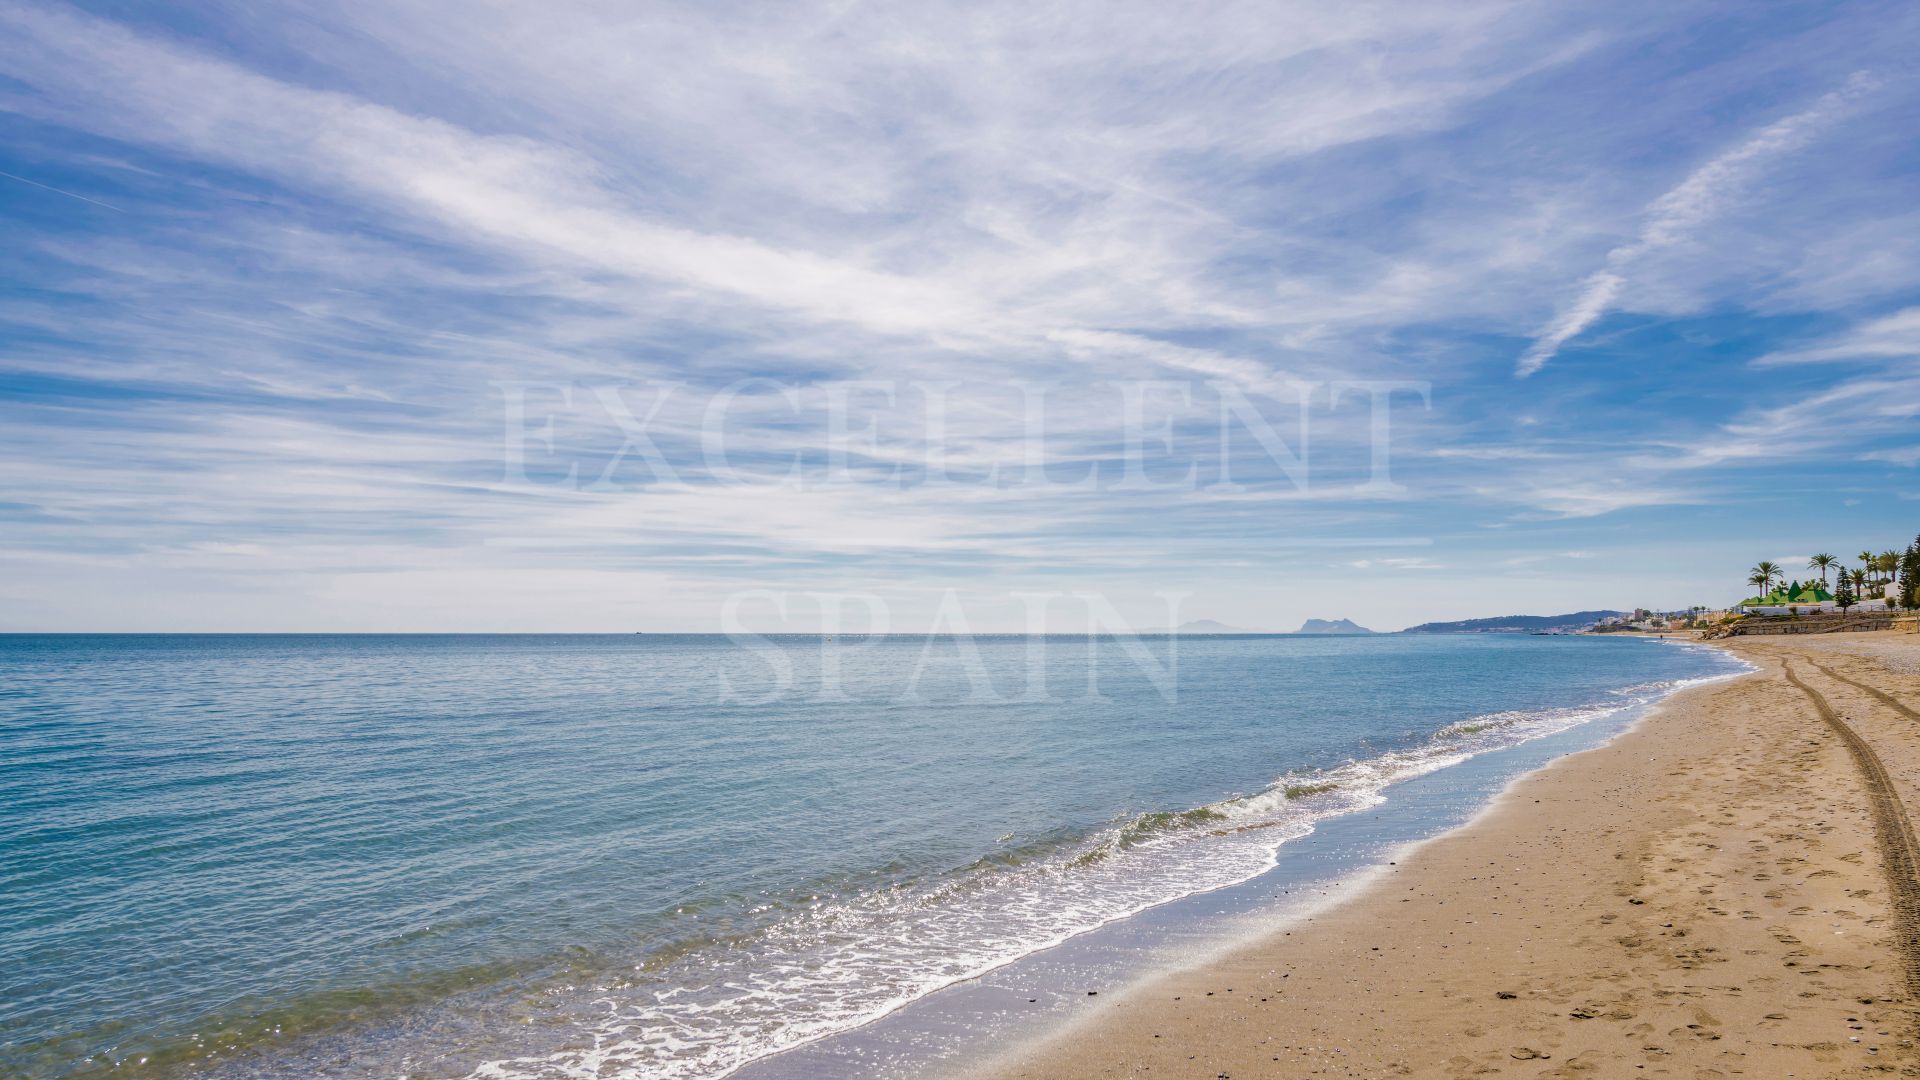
[
  {"x1": 1385, "y1": 536, "x2": 1920, "y2": 637},
  {"x1": 1583, "y1": 536, "x2": 1920, "y2": 637}
]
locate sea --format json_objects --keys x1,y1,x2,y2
[{"x1": 0, "y1": 632, "x2": 1749, "y2": 1078}]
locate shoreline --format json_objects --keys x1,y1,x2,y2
[
  {"x1": 737, "y1": 641, "x2": 1746, "y2": 1080},
  {"x1": 969, "y1": 631, "x2": 1920, "y2": 1078},
  {"x1": 960, "y1": 664, "x2": 1737, "y2": 1069}
]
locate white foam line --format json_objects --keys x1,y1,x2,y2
[{"x1": 470, "y1": 657, "x2": 1751, "y2": 1080}]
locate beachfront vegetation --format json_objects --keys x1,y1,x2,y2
[
  {"x1": 1808, "y1": 553, "x2": 1836, "y2": 585},
  {"x1": 1902, "y1": 540, "x2": 1920, "y2": 610},
  {"x1": 1740, "y1": 533, "x2": 1920, "y2": 614}
]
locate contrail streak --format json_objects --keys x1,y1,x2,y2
[{"x1": 0, "y1": 168, "x2": 125, "y2": 212}]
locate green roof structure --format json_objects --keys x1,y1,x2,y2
[{"x1": 1738, "y1": 580, "x2": 1835, "y2": 608}]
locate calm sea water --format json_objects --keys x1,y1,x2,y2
[{"x1": 0, "y1": 633, "x2": 1743, "y2": 1078}]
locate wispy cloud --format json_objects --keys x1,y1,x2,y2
[
  {"x1": 2, "y1": 1, "x2": 1919, "y2": 629},
  {"x1": 1756, "y1": 306, "x2": 1920, "y2": 365},
  {"x1": 1864, "y1": 446, "x2": 1920, "y2": 468},
  {"x1": 1495, "y1": 479, "x2": 1694, "y2": 519},
  {"x1": 1516, "y1": 72, "x2": 1878, "y2": 377},
  {"x1": 1347, "y1": 557, "x2": 1443, "y2": 570}
]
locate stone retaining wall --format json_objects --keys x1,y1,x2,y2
[{"x1": 1710, "y1": 612, "x2": 1898, "y2": 637}]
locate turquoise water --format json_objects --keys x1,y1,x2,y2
[{"x1": 0, "y1": 633, "x2": 1743, "y2": 1078}]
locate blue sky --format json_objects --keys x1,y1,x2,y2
[{"x1": 2, "y1": 0, "x2": 1918, "y2": 632}]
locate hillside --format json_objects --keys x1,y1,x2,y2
[{"x1": 1399, "y1": 610, "x2": 1625, "y2": 634}]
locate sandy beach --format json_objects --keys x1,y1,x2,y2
[{"x1": 975, "y1": 631, "x2": 1920, "y2": 1078}]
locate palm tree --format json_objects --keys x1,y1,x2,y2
[
  {"x1": 1849, "y1": 567, "x2": 1869, "y2": 595},
  {"x1": 1881, "y1": 551, "x2": 1901, "y2": 586},
  {"x1": 1752, "y1": 561, "x2": 1781, "y2": 594},
  {"x1": 1861, "y1": 550, "x2": 1878, "y2": 584},
  {"x1": 1809, "y1": 553, "x2": 1836, "y2": 586},
  {"x1": 1748, "y1": 571, "x2": 1771, "y2": 596}
]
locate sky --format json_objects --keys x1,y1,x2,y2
[{"x1": 2, "y1": 0, "x2": 1918, "y2": 632}]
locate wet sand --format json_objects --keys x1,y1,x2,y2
[{"x1": 974, "y1": 631, "x2": 1920, "y2": 1078}]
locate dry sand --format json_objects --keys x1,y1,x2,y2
[{"x1": 974, "y1": 631, "x2": 1920, "y2": 1078}]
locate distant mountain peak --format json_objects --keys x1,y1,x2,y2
[{"x1": 1294, "y1": 618, "x2": 1375, "y2": 635}]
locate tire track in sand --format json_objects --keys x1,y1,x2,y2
[
  {"x1": 1806, "y1": 656, "x2": 1920, "y2": 723},
  {"x1": 1782, "y1": 660, "x2": 1920, "y2": 999}
]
